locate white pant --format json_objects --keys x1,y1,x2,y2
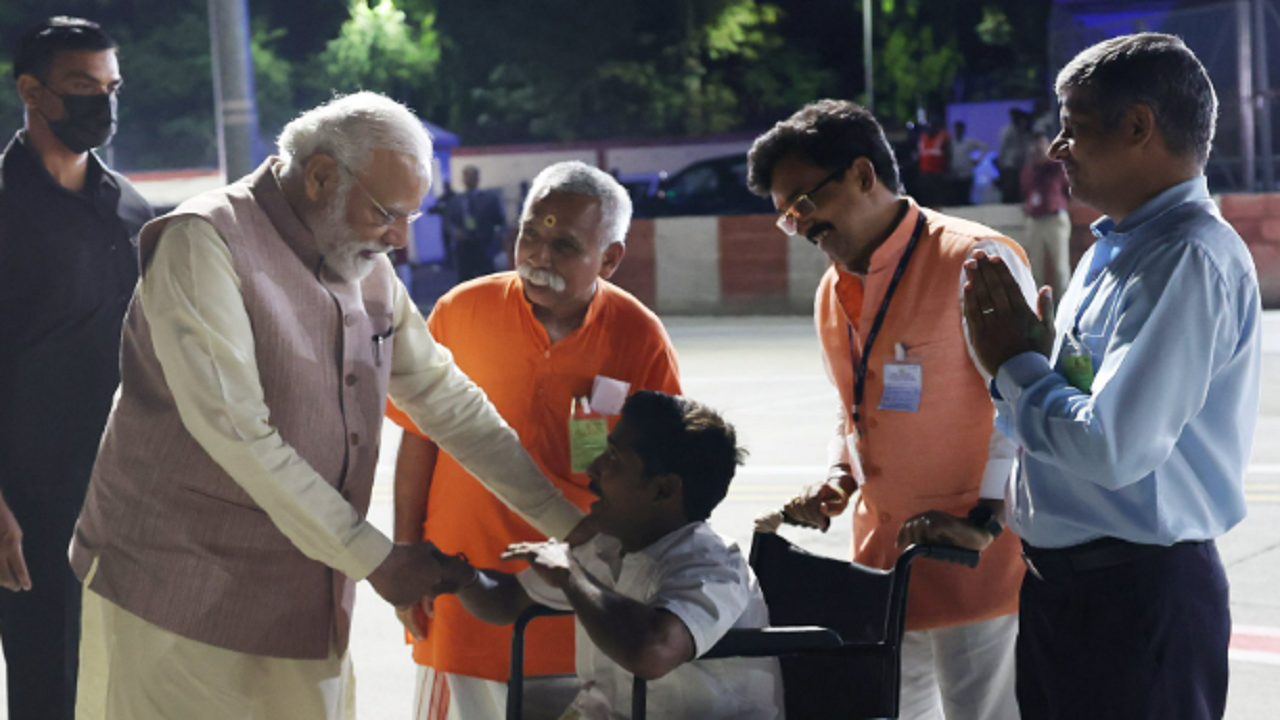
[
  {"x1": 77, "y1": 587, "x2": 355, "y2": 720},
  {"x1": 897, "y1": 613, "x2": 1019, "y2": 720},
  {"x1": 413, "y1": 666, "x2": 579, "y2": 720}
]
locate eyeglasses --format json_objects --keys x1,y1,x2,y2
[
  {"x1": 776, "y1": 169, "x2": 845, "y2": 238},
  {"x1": 339, "y1": 162, "x2": 424, "y2": 229}
]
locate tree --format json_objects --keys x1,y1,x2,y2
[
  {"x1": 315, "y1": 0, "x2": 441, "y2": 103},
  {"x1": 440, "y1": 0, "x2": 837, "y2": 143}
]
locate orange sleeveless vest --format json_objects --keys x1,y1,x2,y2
[{"x1": 815, "y1": 199, "x2": 1025, "y2": 631}]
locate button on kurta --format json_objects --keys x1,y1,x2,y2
[
  {"x1": 344, "y1": 314, "x2": 356, "y2": 327},
  {"x1": 349, "y1": 432, "x2": 359, "y2": 446},
  {"x1": 345, "y1": 373, "x2": 358, "y2": 387}
]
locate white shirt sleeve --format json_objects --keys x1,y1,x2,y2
[
  {"x1": 963, "y1": 239, "x2": 1040, "y2": 498},
  {"x1": 142, "y1": 217, "x2": 392, "y2": 581},
  {"x1": 386, "y1": 285, "x2": 584, "y2": 541},
  {"x1": 650, "y1": 545, "x2": 751, "y2": 657}
]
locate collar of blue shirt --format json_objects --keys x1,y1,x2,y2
[{"x1": 1084, "y1": 176, "x2": 1210, "y2": 283}]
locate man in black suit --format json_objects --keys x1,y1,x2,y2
[{"x1": 446, "y1": 165, "x2": 506, "y2": 282}]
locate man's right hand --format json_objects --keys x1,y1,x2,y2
[
  {"x1": 0, "y1": 499, "x2": 32, "y2": 592},
  {"x1": 783, "y1": 475, "x2": 853, "y2": 531},
  {"x1": 368, "y1": 543, "x2": 446, "y2": 608}
]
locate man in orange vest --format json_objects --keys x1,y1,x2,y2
[
  {"x1": 916, "y1": 116, "x2": 951, "y2": 208},
  {"x1": 747, "y1": 99, "x2": 1035, "y2": 720},
  {"x1": 389, "y1": 161, "x2": 681, "y2": 720}
]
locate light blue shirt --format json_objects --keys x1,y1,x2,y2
[{"x1": 996, "y1": 176, "x2": 1262, "y2": 548}]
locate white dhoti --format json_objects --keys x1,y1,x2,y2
[{"x1": 76, "y1": 586, "x2": 356, "y2": 720}]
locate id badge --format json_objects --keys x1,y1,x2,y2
[
  {"x1": 878, "y1": 344, "x2": 922, "y2": 412},
  {"x1": 569, "y1": 397, "x2": 608, "y2": 473},
  {"x1": 1060, "y1": 330, "x2": 1095, "y2": 393}
]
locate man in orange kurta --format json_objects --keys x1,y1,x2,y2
[
  {"x1": 389, "y1": 161, "x2": 681, "y2": 720},
  {"x1": 747, "y1": 100, "x2": 1035, "y2": 720}
]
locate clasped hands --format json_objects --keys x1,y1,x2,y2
[
  {"x1": 386, "y1": 538, "x2": 576, "y2": 640},
  {"x1": 369, "y1": 541, "x2": 475, "y2": 616},
  {"x1": 962, "y1": 249, "x2": 1056, "y2": 376}
]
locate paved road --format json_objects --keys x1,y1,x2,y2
[{"x1": 5, "y1": 313, "x2": 1275, "y2": 718}]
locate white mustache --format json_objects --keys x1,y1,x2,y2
[{"x1": 518, "y1": 264, "x2": 567, "y2": 293}]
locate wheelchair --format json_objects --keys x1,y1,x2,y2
[{"x1": 507, "y1": 530, "x2": 980, "y2": 719}]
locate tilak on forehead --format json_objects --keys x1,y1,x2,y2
[{"x1": 543, "y1": 213, "x2": 557, "y2": 228}]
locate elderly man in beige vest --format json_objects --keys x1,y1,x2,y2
[{"x1": 69, "y1": 92, "x2": 586, "y2": 720}]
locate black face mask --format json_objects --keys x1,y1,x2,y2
[{"x1": 41, "y1": 87, "x2": 117, "y2": 154}]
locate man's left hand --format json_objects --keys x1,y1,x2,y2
[
  {"x1": 896, "y1": 510, "x2": 996, "y2": 552},
  {"x1": 502, "y1": 540, "x2": 573, "y2": 588},
  {"x1": 963, "y1": 251, "x2": 1056, "y2": 376}
]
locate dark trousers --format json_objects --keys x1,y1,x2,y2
[
  {"x1": 1017, "y1": 539, "x2": 1230, "y2": 720},
  {"x1": 0, "y1": 493, "x2": 83, "y2": 720}
]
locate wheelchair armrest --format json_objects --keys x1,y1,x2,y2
[
  {"x1": 701, "y1": 626, "x2": 845, "y2": 659},
  {"x1": 514, "y1": 603, "x2": 574, "y2": 634},
  {"x1": 897, "y1": 543, "x2": 981, "y2": 571},
  {"x1": 919, "y1": 544, "x2": 981, "y2": 568}
]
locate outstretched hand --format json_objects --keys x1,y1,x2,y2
[
  {"x1": 963, "y1": 251, "x2": 1056, "y2": 377},
  {"x1": 502, "y1": 540, "x2": 573, "y2": 589}
]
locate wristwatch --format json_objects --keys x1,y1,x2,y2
[{"x1": 967, "y1": 505, "x2": 1004, "y2": 539}]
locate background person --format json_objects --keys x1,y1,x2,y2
[
  {"x1": 948, "y1": 120, "x2": 989, "y2": 206},
  {"x1": 388, "y1": 161, "x2": 681, "y2": 720},
  {"x1": 1020, "y1": 132, "x2": 1072, "y2": 298},
  {"x1": 997, "y1": 109, "x2": 1031, "y2": 204},
  {"x1": 0, "y1": 17, "x2": 151, "y2": 720},
  {"x1": 445, "y1": 164, "x2": 505, "y2": 282}
]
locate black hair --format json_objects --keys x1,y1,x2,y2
[
  {"x1": 1056, "y1": 32, "x2": 1217, "y2": 166},
  {"x1": 747, "y1": 99, "x2": 901, "y2": 196},
  {"x1": 620, "y1": 391, "x2": 745, "y2": 522},
  {"x1": 13, "y1": 17, "x2": 116, "y2": 82}
]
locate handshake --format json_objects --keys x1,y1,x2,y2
[{"x1": 366, "y1": 542, "x2": 477, "y2": 609}]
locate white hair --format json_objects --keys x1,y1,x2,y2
[
  {"x1": 522, "y1": 161, "x2": 632, "y2": 247},
  {"x1": 277, "y1": 91, "x2": 434, "y2": 183}
]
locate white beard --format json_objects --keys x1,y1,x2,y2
[
  {"x1": 313, "y1": 186, "x2": 392, "y2": 283},
  {"x1": 517, "y1": 263, "x2": 567, "y2": 293}
]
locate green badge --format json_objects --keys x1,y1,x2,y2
[
  {"x1": 570, "y1": 397, "x2": 608, "y2": 473},
  {"x1": 1060, "y1": 331, "x2": 1095, "y2": 393}
]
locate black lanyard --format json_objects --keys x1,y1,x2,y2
[{"x1": 848, "y1": 212, "x2": 927, "y2": 425}]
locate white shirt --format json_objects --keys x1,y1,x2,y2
[
  {"x1": 949, "y1": 137, "x2": 989, "y2": 179},
  {"x1": 518, "y1": 523, "x2": 785, "y2": 720},
  {"x1": 141, "y1": 217, "x2": 583, "y2": 581}
]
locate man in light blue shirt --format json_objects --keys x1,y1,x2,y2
[{"x1": 961, "y1": 33, "x2": 1261, "y2": 720}]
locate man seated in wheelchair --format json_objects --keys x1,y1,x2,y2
[{"x1": 444, "y1": 390, "x2": 784, "y2": 719}]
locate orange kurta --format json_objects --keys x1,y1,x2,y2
[
  {"x1": 387, "y1": 272, "x2": 681, "y2": 681},
  {"x1": 816, "y1": 198, "x2": 1026, "y2": 631}
]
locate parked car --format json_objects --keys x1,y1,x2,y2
[
  {"x1": 634, "y1": 154, "x2": 774, "y2": 218},
  {"x1": 615, "y1": 171, "x2": 666, "y2": 205}
]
